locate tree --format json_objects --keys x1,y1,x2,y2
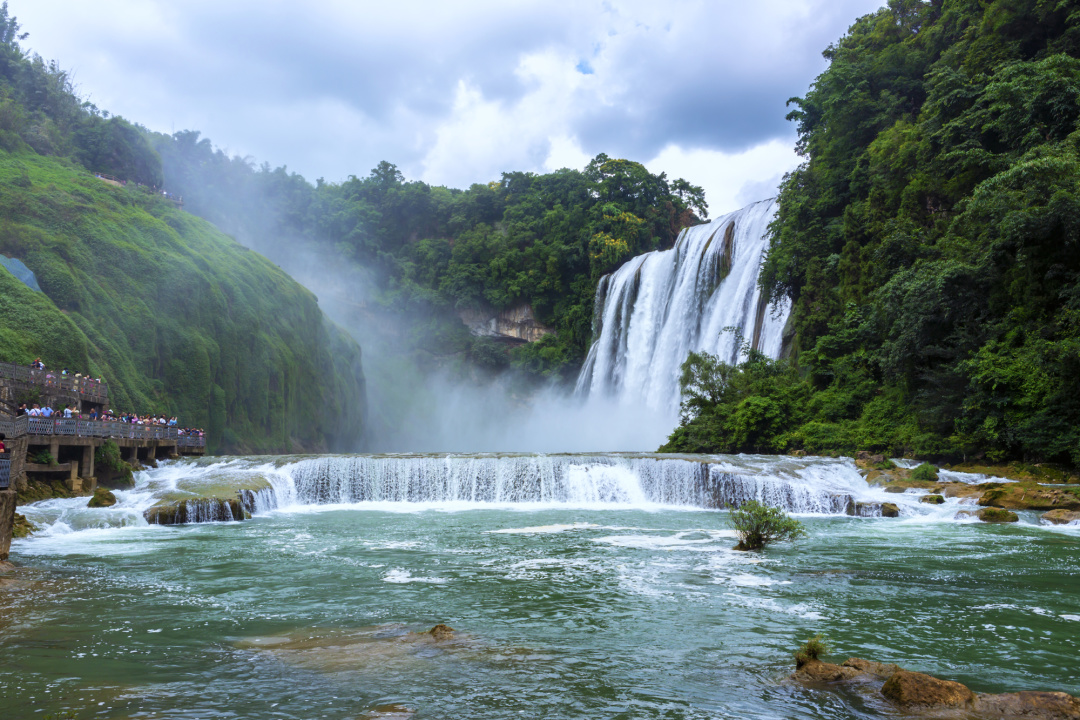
[{"x1": 729, "y1": 500, "x2": 806, "y2": 551}]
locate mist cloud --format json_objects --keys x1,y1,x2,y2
[{"x1": 17, "y1": 0, "x2": 884, "y2": 212}]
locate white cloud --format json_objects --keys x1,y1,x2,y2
[{"x1": 12, "y1": 0, "x2": 883, "y2": 206}]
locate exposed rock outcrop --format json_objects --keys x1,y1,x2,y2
[
  {"x1": 881, "y1": 503, "x2": 900, "y2": 518},
  {"x1": 144, "y1": 497, "x2": 245, "y2": 525},
  {"x1": 881, "y1": 669, "x2": 976, "y2": 708},
  {"x1": 920, "y1": 494, "x2": 945, "y2": 504},
  {"x1": 458, "y1": 304, "x2": 553, "y2": 343},
  {"x1": 87, "y1": 487, "x2": 117, "y2": 508},
  {"x1": 790, "y1": 656, "x2": 1080, "y2": 719},
  {"x1": 1041, "y1": 509, "x2": 1080, "y2": 525},
  {"x1": 977, "y1": 507, "x2": 1019, "y2": 523}
]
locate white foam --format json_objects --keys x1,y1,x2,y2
[
  {"x1": 488, "y1": 523, "x2": 601, "y2": 535},
  {"x1": 382, "y1": 569, "x2": 448, "y2": 584}
]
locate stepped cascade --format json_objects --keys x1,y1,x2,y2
[
  {"x1": 199, "y1": 454, "x2": 876, "y2": 516},
  {"x1": 576, "y1": 199, "x2": 791, "y2": 413}
]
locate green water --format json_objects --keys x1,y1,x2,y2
[{"x1": 2, "y1": 503, "x2": 1079, "y2": 719}]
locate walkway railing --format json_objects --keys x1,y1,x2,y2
[
  {"x1": 0, "y1": 454, "x2": 9, "y2": 490},
  {"x1": 0, "y1": 415, "x2": 204, "y2": 447},
  {"x1": 0, "y1": 361, "x2": 109, "y2": 402}
]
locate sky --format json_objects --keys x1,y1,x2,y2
[{"x1": 13, "y1": 0, "x2": 885, "y2": 216}]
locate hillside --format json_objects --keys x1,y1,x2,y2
[
  {"x1": 0, "y1": 6, "x2": 366, "y2": 453},
  {"x1": 665, "y1": 0, "x2": 1080, "y2": 466},
  {"x1": 0, "y1": 150, "x2": 366, "y2": 453}
]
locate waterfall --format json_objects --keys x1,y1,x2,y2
[
  {"x1": 576, "y1": 199, "x2": 791, "y2": 413},
  {"x1": 248, "y1": 453, "x2": 872, "y2": 514}
]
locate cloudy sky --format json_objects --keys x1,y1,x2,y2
[{"x1": 15, "y1": 0, "x2": 884, "y2": 215}]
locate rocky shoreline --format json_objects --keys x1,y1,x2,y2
[
  {"x1": 792, "y1": 655, "x2": 1080, "y2": 719},
  {"x1": 853, "y1": 453, "x2": 1080, "y2": 524}
]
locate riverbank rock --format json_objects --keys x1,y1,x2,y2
[
  {"x1": 12, "y1": 513, "x2": 36, "y2": 538},
  {"x1": 1041, "y1": 509, "x2": 1080, "y2": 525},
  {"x1": 881, "y1": 503, "x2": 900, "y2": 518},
  {"x1": 920, "y1": 494, "x2": 945, "y2": 504},
  {"x1": 978, "y1": 483, "x2": 1080, "y2": 511},
  {"x1": 881, "y1": 669, "x2": 975, "y2": 708},
  {"x1": 978, "y1": 507, "x2": 1019, "y2": 523},
  {"x1": 790, "y1": 656, "x2": 1080, "y2": 718},
  {"x1": 855, "y1": 451, "x2": 885, "y2": 469},
  {"x1": 87, "y1": 487, "x2": 117, "y2": 508}
]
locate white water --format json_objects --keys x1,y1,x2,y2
[
  {"x1": 576, "y1": 199, "x2": 790, "y2": 418},
  {"x1": 19, "y1": 453, "x2": 1050, "y2": 538}
]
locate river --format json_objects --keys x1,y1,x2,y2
[{"x1": 4, "y1": 454, "x2": 1079, "y2": 719}]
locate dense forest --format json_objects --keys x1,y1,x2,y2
[
  {"x1": 664, "y1": 0, "x2": 1080, "y2": 466},
  {"x1": 0, "y1": 4, "x2": 366, "y2": 453},
  {"x1": 151, "y1": 135, "x2": 708, "y2": 382}
]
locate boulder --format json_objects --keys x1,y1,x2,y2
[
  {"x1": 920, "y1": 494, "x2": 945, "y2": 504},
  {"x1": 792, "y1": 659, "x2": 863, "y2": 683},
  {"x1": 144, "y1": 497, "x2": 245, "y2": 525},
  {"x1": 880, "y1": 669, "x2": 976, "y2": 709},
  {"x1": 884, "y1": 486, "x2": 906, "y2": 494},
  {"x1": 87, "y1": 487, "x2": 117, "y2": 508},
  {"x1": 881, "y1": 503, "x2": 900, "y2": 518},
  {"x1": 974, "y1": 691, "x2": 1080, "y2": 719},
  {"x1": 12, "y1": 513, "x2": 36, "y2": 539},
  {"x1": 1041, "y1": 509, "x2": 1080, "y2": 525},
  {"x1": 978, "y1": 507, "x2": 1019, "y2": 523},
  {"x1": 855, "y1": 451, "x2": 885, "y2": 469},
  {"x1": 842, "y1": 658, "x2": 902, "y2": 680},
  {"x1": 846, "y1": 501, "x2": 886, "y2": 517}
]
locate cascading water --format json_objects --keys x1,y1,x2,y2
[{"x1": 576, "y1": 199, "x2": 791, "y2": 414}]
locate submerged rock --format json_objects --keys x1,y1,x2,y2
[
  {"x1": 87, "y1": 487, "x2": 117, "y2": 508},
  {"x1": 978, "y1": 507, "x2": 1019, "y2": 523},
  {"x1": 358, "y1": 704, "x2": 416, "y2": 719},
  {"x1": 1041, "y1": 509, "x2": 1080, "y2": 525},
  {"x1": 424, "y1": 624, "x2": 455, "y2": 641}
]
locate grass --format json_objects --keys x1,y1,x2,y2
[{"x1": 794, "y1": 634, "x2": 830, "y2": 667}]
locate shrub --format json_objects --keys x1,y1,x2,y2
[
  {"x1": 94, "y1": 440, "x2": 125, "y2": 471},
  {"x1": 910, "y1": 462, "x2": 939, "y2": 482},
  {"x1": 794, "y1": 634, "x2": 830, "y2": 667},
  {"x1": 729, "y1": 500, "x2": 806, "y2": 550},
  {"x1": 30, "y1": 450, "x2": 56, "y2": 466}
]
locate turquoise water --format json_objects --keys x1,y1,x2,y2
[{"x1": 3, "y1": 459, "x2": 1080, "y2": 719}]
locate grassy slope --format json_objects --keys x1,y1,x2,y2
[{"x1": 0, "y1": 148, "x2": 365, "y2": 453}]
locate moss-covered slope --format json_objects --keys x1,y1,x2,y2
[{"x1": 0, "y1": 149, "x2": 365, "y2": 453}]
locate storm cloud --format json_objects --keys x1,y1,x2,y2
[{"x1": 15, "y1": 0, "x2": 884, "y2": 213}]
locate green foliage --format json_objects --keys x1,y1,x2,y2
[
  {"x1": 94, "y1": 440, "x2": 125, "y2": 472},
  {"x1": 150, "y1": 132, "x2": 708, "y2": 383},
  {"x1": 794, "y1": 633, "x2": 830, "y2": 667},
  {"x1": 751, "y1": 0, "x2": 1080, "y2": 465},
  {"x1": 29, "y1": 449, "x2": 55, "y2": 466},
  {"x1": 910, "y1": 462, "x2": 939, "y2": 482},
  {"x1": 728, "y1": 500, "x2": 806, "y2": 551},
  {"x1": 0, "y1": 26, "x2": 368, "y2": 454}
]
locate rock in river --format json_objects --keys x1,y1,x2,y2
[
  {"x1": 978, "y1": 507, "x2": 1019, "y2": 523},
  {"x1": 1041, "y1": 509, "x2": 1080, "y2": 525}
]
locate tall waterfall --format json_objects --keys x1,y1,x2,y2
[{"x1": 576, "y1": 199, "x2": 791, "y2": 413}]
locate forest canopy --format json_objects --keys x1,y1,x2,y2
[{"x1": 665, "y1": 0, "x2": 1080, "y2": 465}]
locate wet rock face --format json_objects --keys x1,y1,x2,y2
[
  {"x1": 975, "y1": 691, "x2": 1080, "y2": 719},
  {"x1": 144, "y1": 498, "x2": 244, "y2": 525},
  {"x1": 790, "y1": 657, "x2": 1080, "y2": 719},
  {"x1": 87, "y1": 487, "x2": 117, "y2": 508},
  {"x1": 1041, "y1": 509, "x2": 1080, "y2": 525},
  {"x1": 919, "y1": 494, "x2": 945, "y2": 504},
  {"x1": 881, "y1": 669, "x2": 976, "y2": 708},
  {"x1": 426, "y1": 624, "x2": 455, "y2": 641},
  {"x1": 881, "y1": 503, "x2": 900, "y2": 518},
  {"x1": 978, "y1": 507, "x2": 1019, "y2": 523}
]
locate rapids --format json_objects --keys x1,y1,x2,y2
[{"x1": 5, "y1": 455, "x2": 1079, "y2": 718}]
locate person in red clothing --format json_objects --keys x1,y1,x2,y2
[{"x1": 0, "y1": 433, "x2": 6, "y2": 454}]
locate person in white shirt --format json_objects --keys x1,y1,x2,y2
[{"x1": 63, "y1": 406, "x2": 73, "y2": 418}]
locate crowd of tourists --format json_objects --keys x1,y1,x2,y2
[
  {"x1": 15, "y1": 359, "x2": 205, "y2": 437},
  {"x1": 15, "y1": 403, "x2": 205, "y2": 437},
  {"x1": 29, "y1": 358, "x2": 106, "y2": 394}
]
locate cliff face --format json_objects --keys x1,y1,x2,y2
[
  {"x1": 0, "y1": 150, "x2": 366, "y2": 454},
  {"x1": 458, "y1": 304, "x2": 554, "y2": 344}
]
